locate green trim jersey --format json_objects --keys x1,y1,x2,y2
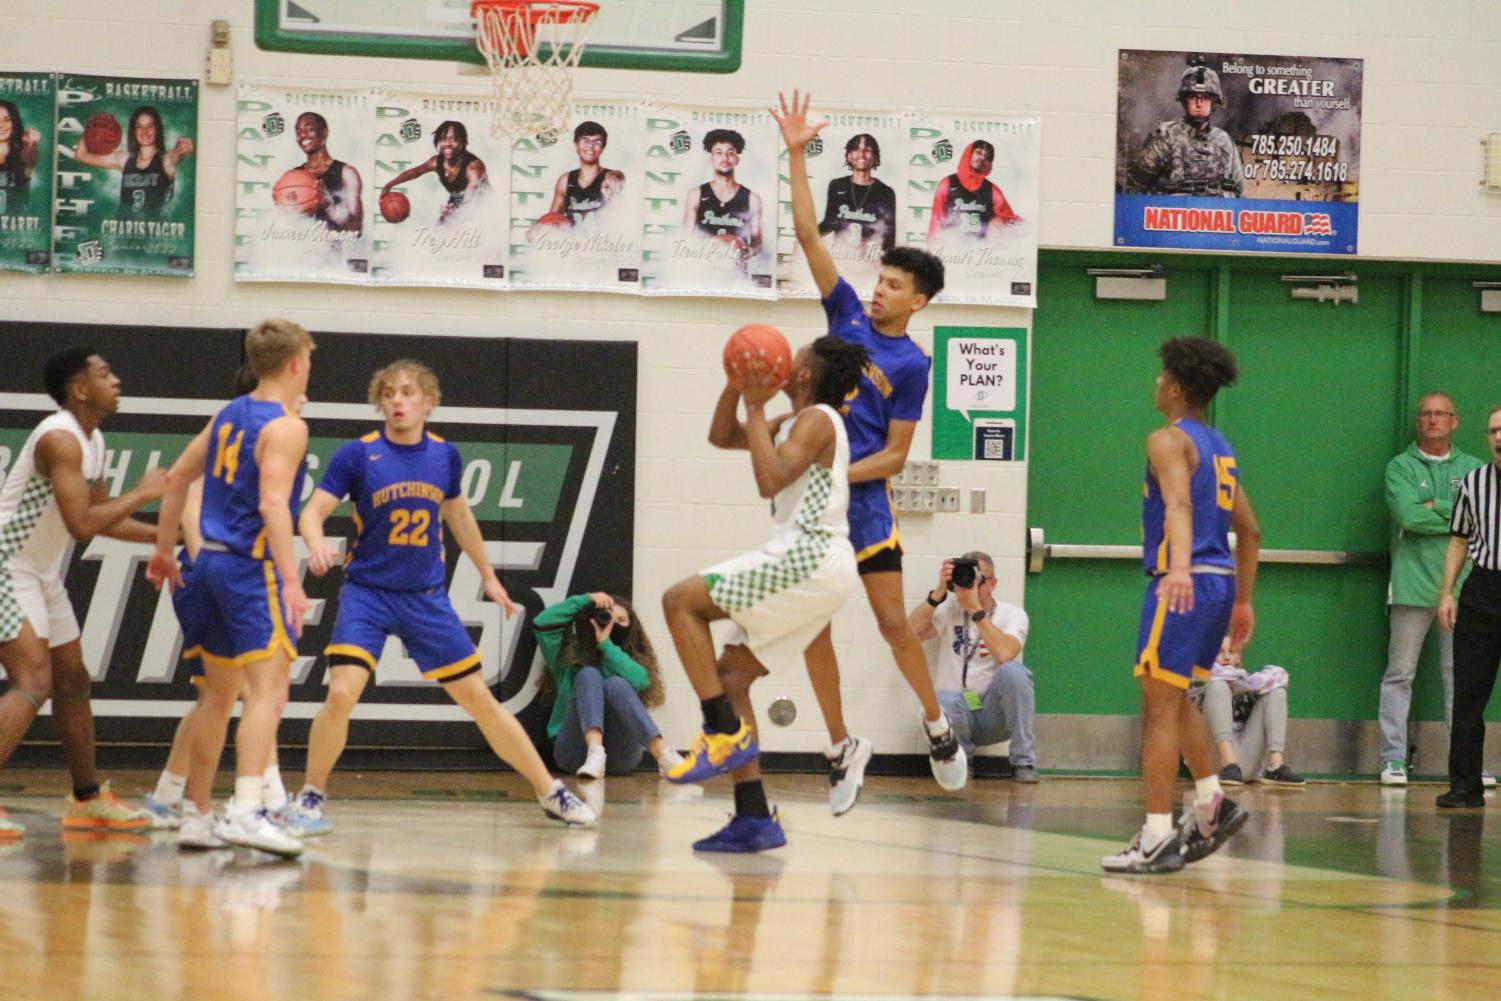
[{"x1": 0, "y1": 410, "x2": 105, "y2": 578}]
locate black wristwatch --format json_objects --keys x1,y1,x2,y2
[
  {"x1": 970, "y1": 609, "x2": 988, "y2": 623},
  {"x1": 926, "y1": 591, "x2": 944, "y2": 607}
]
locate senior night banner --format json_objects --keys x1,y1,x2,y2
[
  {"x1": 52, "y1": 74, "x2": 198, "y2": 277},
  {"x1": 906, "y1": 114, "x2": 1039, "y2": 307},
  {"x1": 777, "y1": 110, "x2": 908, "y2": 300},
  {"x1": 371, "y1": 92, "x2": 509, "y2": 288},
  {"x1": 1115, "y1": 49, "x2": 1363, "y2": 254},
  {"x1": 235, "y1": 83, "x2": 374, "y2": 284},
  {"x1": 643, "y1": 105, "x2": 777, "y2": 299},
  {"x1": 510, "y1": 101, "x2": 644, "y2": 293},
  {"x1": 0, "y1": 72, "x2": 54, "y2": 274}
]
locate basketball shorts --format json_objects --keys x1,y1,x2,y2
[
  {"x1": 193, "y1": 548, "x2": 297, "y2": 670},
  {"x1": 0, "y1": 559, "x2": 78, "y2": 648},
  {"x1": 325, "y1": 579, "x2": 480, "y2": 683},
  {"x1": 848, "y1": 480, "x2": 900, "y2": 568},
  {"x1": 1133, "y1": 572, "x2": 1235, "y2": 690},
  {"x1": 171, "y1": 554, "x2": 213, "y2": 683},
  {"x1": 702, "y1": 537, "x2": 859, "y2": 673}
]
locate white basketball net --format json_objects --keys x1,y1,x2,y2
[{"x1": 473, "y1": 1, "x2": 597, "y2": 143}]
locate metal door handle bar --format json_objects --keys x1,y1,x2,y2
[{"x1": 1027, "y1": 527, "x2": 1384, "y2": 573}]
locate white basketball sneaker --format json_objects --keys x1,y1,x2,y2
[
  {"x1": 826, "y1": 736, "x2": 873, "y2": 817},
  {"x1": 925, "y1": 713, "x2": 968, "y2": 791},
  {"x1": 576, "y1": 744, "x2": 607, "y2": 780},
  {"x1": 216, "y1": 803, "x2": 304, "y2": 859},
  {"x1": 177, "y1": 804, "x2": 227, "y2": 851},
  {"x1": 539, "y1": 780, "x2": 599, "y2": 827}
]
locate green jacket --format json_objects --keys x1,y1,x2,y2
[
  {"x1": 534, "y1": 593, "x2": 650, "y2": 739},
  {"x1": 1386, "y1": 443, "x2": 1483, "y2": 607}
]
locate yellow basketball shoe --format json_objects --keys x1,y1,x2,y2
[
  {"x1": 62, "y1": 781, "x2": 153, "y2": 832},
  {"x1": 664, "y1": 720, "x2": 758, "y2": 785}
]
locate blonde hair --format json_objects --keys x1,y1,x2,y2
[
  {"x1": 244, "y1": 319, "x2": 315, "y2": 378},
  {"x1": 367, "y1": 359, "x2": 442, "y2": 409}
]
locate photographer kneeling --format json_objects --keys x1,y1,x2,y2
[
  {"x1": 908, "y1": 551, "x2": 1039, "y2": 782},
  {"x1": 534, "y1": 593, "x2": 682, "y2": 778}
]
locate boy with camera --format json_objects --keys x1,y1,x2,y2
[{"x1": 907, "y1": 551, "x2": 1038, "y2": 781}]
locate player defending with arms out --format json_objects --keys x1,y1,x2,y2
[
  {"x1": 773, "y1": 89, "x2": 967, "y2": 807},
  {"x1": 1103, "y1": 337, "x2": 1261, "y2": 875},
  {"x1": 0, "y1": 348, "x2": 165, "y2": 838},
  {"x1": 147, "y1": 320, "x2": 315, "y2": 858},
  {"x1": 661, "y1": 336, "x2": 869, "y2": 851},
  {"x1": 281, "y1": 360, "x2": 596, "y2": 833}
]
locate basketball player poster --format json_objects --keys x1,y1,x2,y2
[
  {"x1": 777, "y1": 110, "x2": 908, "y2": 299},
  {"x1": 509, "y1": 100, "x2": 644, "y2": 293},
  {"x1": 642, "y1": 104, "x2": 777, "y2": 299},
  {"x1": 51, "y1": 74, "x2": 198, "y2": 277},
  {"x1": 906, "y1": 113, "x2": 1039, "y2": 307},
  {"x1": 370, "y1": 91, "x2": 510, "y2": 289},
  {"x1": 234, "y1": 83, "x2": 373, "y2": 285},
  {"x1": 0, "y1": 72, "x2": 55, "y2": 274}
]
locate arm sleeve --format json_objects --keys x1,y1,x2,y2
[
  {"x1": 444, "y1": 444, "x2": 464, "y2": 500},
  {"x1": 598, "y1": 639, "x2": 651, "y2": 692},
  {"x1": 1386, "y1": 459, "x2": 1452, "y2": 535},
  {"x1": 889, "y1": 353, "x2": 931, "y2": 423},
  {"x1": 820, "y1": 278, "x2": 865, "y2": 339},
  {"x1": 532, "y1": 594, "x2": 595, "y2": 669},
  {"x1": 1451, "y1": 479, "x2": 1475, "y2": 537},
  {"x1": 318, "y1": 441, "x2": 360, "y2": 501}
]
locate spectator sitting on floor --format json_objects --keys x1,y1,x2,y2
[{"x1": 1191, "y1": 639, "x2": 1304, "y2": 787}]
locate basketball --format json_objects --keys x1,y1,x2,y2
[
  {"x1": 272, "y1": 168, "x2": 322, "y2": 214},
  {"x1": 723, "y1": 323, "x2": 793, "y2": 389},
  {"x1": 379, "y1": 190, "x2": 411, "y2": 224},
  {"x1": 82, "y1": 112, "x2": 122, "y2": 155},
  {"x1": 536, "y1": 211, "x2": 573, "y2": 229}
]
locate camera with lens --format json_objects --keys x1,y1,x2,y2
[
  {"x1": 576, "y1": 605, "x2": 614, "y2": 628},
  {"x1": 947, "y1": 558, "x2": 979, "y2": 591}
]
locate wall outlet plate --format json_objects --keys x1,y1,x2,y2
[{"x1": 936, "y1": 487, "x2": 960, "y2": 512}]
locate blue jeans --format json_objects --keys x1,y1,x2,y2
[
  {"x1": 552, "y1": 666, "x2": 661, "y2": 775},
  {"x1": 935, "y1": 660, "x2": 1036, "y2": 768}
]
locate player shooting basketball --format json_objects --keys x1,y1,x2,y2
[
  {"x1": 378, "y1": 120, "x2": 490, "y2": 226},
  {"x1": 73, "y1": 106, "x2": 193, "y2": 220},
  {"x1": 293, "y1": 111, "x2": 363, "y2": 234},
  {"x1": 682, "y1": 128, "x2": 763, "y2": 266}
]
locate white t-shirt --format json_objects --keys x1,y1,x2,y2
[{"x1": 929, "y1": 596, "x2": 1030, "y2": 695}]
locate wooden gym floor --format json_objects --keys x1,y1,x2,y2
[{"x1": 0, "y1": 769, "x2": 1496, "y2": 1001}]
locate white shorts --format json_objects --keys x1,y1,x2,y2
[
  {"x1": 702, "y1": 538, "x2": 859, "y2": 673},
  {"x1": 0, "y1": 561, "x2": 79, "y2": 648}
]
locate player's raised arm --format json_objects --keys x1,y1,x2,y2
[
  {"x1": 771, "y1": 89, "x2": 837, "y2": 297},
  {"x1": 741, "y1": 371, "x2": 832, "y2": 498}
]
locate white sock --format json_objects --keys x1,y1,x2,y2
[
  {"x1": 1144, "y1": 813, "x2": 1173, "y2": 841},
  {"x1": 922, "y1": 713, "x2": 950, "y2": 738},
  {"x1": 1194, "y1": 775, "x2": 1223, "y2": 806},
  {"x1": 825, "y1": 737, "x2": 852, "y2": 759},
  {"x1": 233, "y1": 776, "x2": 264, "y2": 813},
  {"x1": 153, "y1": 770, "x2": 186, "y2": 806},
  {"x1": 261, "y1": 765, "x2": 288, "y2": 810}
]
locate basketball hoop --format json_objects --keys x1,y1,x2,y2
[{"x1": 471, "y1": 0, "x2": 599, "y2": 143}]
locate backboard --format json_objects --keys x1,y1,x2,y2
[{"x1": 254, "y1": 0, "x2": 743, "y2": 73}]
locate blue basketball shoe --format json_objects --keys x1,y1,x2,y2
[
  {"x1": 692, "y1": 810, "x2": 786, "y2": 853},
  {"x1": 664, "y1": 720, "x2": 758, "y2": 785}
]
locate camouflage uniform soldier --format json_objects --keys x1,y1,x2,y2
[{"x1": 1131, "y1": 66, "x2": 1243, "y2": 197}]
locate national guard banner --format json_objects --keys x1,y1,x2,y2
[
  {"x1": 370, "y1": 91, "x2": 510, "y2": 288},
  {"x1": 509, "y1": 100, "x2": 644, "y2": 293},
  {"x1": 906, "y1": 113, "x2": 1039, "y2": 307},
  {"x1": 52, "y1": 74, "x2": 198, "y2": 277},
  {"x1": 777, "y1": 110, "x2": 908, "y2": 300},
  {"x1": 1115, "y1": 49, "x2": 1363, "y2": 255},
  {"x1": 642, "y1": 104, "x2": 777, "y2": 299},
  {"x1": 0, "y1": 322, "x2": 636, "y2": 760},
  {"x1": 235, "y1": 83, "x2": 374, "y2": 284},
  {"x1": 0, "y1": 72, "x2": 55, "y2": 274}
]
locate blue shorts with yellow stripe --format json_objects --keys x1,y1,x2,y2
[
  {"x1": 192, "y1": 548, "x2": 297, "y2": 670},
  {"x1": 849, "y1": 480, "x2": 900, "y2": 566},
  {"x1": 1133, "y1": 573, "x2": 1234, "y2": 690},
  {"x1": 326, "y1": 579, "x2": 480, "y2": 683},
  {"x1": 170, "y1": 553, "x2": 211, "y2": 683}
]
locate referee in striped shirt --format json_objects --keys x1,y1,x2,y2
[{"x1": 1437, "y1": 405, "x2": 1501, "y2": 808}]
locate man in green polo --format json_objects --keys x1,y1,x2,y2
[{"x1": 1380, "y1": 393, "x2": 1486, "y2": 785}]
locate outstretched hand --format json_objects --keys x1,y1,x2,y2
[{"x1": 769, "y1": 89, "x2": 828, "y2": 152}]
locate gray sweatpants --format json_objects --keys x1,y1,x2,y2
[
  {"x1": 1202, "y1": 680, "x2": 1288, "y2": 777},
  {"x1": 1379, "y1": 603, "x2": 1454, "y2": 764}
]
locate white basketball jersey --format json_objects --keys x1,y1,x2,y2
[
  {"x1": 765, "y1": 403, "x2": 850, "y2": 552},
  {"x1": 0, "y1": 410, "x2": 106, "y2": 578}
]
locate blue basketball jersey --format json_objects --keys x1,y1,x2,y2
[
  {"x1": 822, "y1": 278, "x2": 932, "y2": 464},
  {"x1": 200, "y1": 395, "x2": 303, "y2": 559},
  {"x1": 319, "y1": 429, "x2": 464, "y2": 592},
  {"x1": 1142, "y1": 417, "x2": 1237, "y2": 574}
]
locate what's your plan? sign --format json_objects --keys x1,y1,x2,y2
[{"x1": 931, "y1": 326, "x2": 1027, "y2": 461}]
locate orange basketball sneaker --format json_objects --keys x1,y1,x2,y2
[{"x1": 62, "y1": 781, "x2": 152, "y2": 832}]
